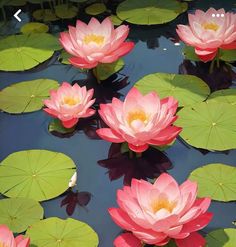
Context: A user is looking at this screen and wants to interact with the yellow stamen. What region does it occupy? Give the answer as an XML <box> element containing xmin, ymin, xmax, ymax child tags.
<box><xmin>151</xmin><ymin>199</ymin><xmax>176</xmax><ymax>214</ymax></box>
<box><xmin>127</xmin><ymin>111</ymin><xmax>148</xmax><ymax>126</ymax></box>
<box><xmin>83</xmin><ymin>34</ymin><xmax>105</xmax><ymax>45</ymax></box>
<box><xmin>0</xmin><ymin>242</ymin><xmax>9</xmax><ymax>247</ymax></box>
<box><xmin>202</xmin><ymin>22</ymin><xmax>219</xmax><ymax>31</ymax></box>
<box><xmin>63</xmin><ymin>97</ymin><xmax>79</xmax><ymax>106</ymax></box>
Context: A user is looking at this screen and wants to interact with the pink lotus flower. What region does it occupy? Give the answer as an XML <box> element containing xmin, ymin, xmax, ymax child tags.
<box><xmin>0</xmin><ymin>225</ymin><xmax>30</xmax><ymax>247</ymax></box>
<box><xmin>177</xmin><ymin>8</ymin><xmax>236</xmax><ymax>62</ymax></box>
<box><xmin>114</xmin><ymin>233</ymin><xmax>142</xmax><ymax>247</ymax></box>
<box><xmin>96</xmin><ymin>87</ymin><xmax>181</xmax><ymax>153</ymax></box>
<box><xmin>109</xmin><ymin>174</ymin><xmax>213</xmax><ymax>247</ymax></box>
<box><xmin>44</xmin><ymin>82</ymin><xmax>95</xmax><ymax>128</ymax></box>
<box><xmin>59</xmin><ymin>17</ymin><xmax>134</xmax><ymax>69</ymax></box>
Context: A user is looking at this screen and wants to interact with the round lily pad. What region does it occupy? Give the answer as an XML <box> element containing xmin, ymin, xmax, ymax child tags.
<box><xmin>55</xmin><ymin>4</ymin><xmax>78</xmax><ymax>19</ymax></box>
<box><xmin>135</xmin><ymin>73</ymin><xmax>210</xmax><ymax>107</ymax></box>
<box><xmin>116</xmin><ymin>0</ymin><xmax>188</xmax><ymax>25</ymax></box>
<box><xmin>176</xmin><ymin>101</ymin><xmax>236</xmax><ymax>151</ymax></box>
<box><xmin>33</xmin><ymin>9</ymin><xmax>59</xmax><ymax>22</ymax></box>
<box><xmin>20</xmin><ymin>22</ymin><xmax>49</xmax><ymax>34</ymax></box>
<box><xmin>94</xmin><ymin>59</ymin><xmax>125</xmax><ymax>80</ymax></box>
<box><xmin>189</xmin><ymin>163</ymin><xmax>236</xmax><ymax>202</ymax></box>
<box><xmin>0</xmin><ymin>79</ymin><xmax>59</xmax><ymax>114</ymax></box>
<box><xmin>0</xmin><ymin>197</ymin><xmax>43</xmax><ymax>233</ymax></box>
<box><xmin>207</xmin><ymin>89</ymin><xmax>236</xmax><ymax>106</ymax></box>
<box><xmin>110</xmin><ymin>15</ymin><xmax>123</xmax><ymax>25</ymax></box>
<box><xmin>85</xmin><ymin>3</ymin><xmax>107</xmax><ymax>15</ymax></box>
<box><xmin>27</xmin><ymin>217</ymin><xmax>99</xmax><ymax>247</ymax></box>
<box><xmin>0</xmin><ymin>33</ymin><xmax>61</xmax><ymax>71</ymax></box>
<box><xmin>0</xmin><ymin>150</ymin><xmax>76</xmax><ymax>201</ymax></box>
<box><xmin>206</xmin><ymin>228</ymin><xmax>236</xmax><ymax>247</ymax></box>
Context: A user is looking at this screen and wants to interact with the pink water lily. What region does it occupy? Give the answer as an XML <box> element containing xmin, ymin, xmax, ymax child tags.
<box><xmin>109</xmin><ymin>174</ymin><xmax>213</xmax><ymax>247</ymax></box>
<box><xmin>96</xmin><ymin>87</ymin><xmax>181</xmax><ymax>153</ymax></box>
<box><xmin>114</xmin><ymin>233</ymin><xmax>142</xmax><ymax>247</ymax></box>
<box><xmin>59</xmin><ymin>17</ymin><xmax>134</xmax><ymax>69</ymax></box>
<box><xmin>0</xmin><ymin>225</ymin><xmax>30</xmax><ymax>247</ymax></box>
<box><xmin>177</xmin><ymin>8</ymin><xmax>236</xmax><ymax>62</ymax></box>
<box><xmin>44</xmin><ymin>82</ymin><xmax>95</xmax><ymax>128</ymax></box>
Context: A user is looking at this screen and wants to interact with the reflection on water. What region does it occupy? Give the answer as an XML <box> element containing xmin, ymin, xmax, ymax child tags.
<box><xmin>61</xmin><ymin>190</ymin><xmax>92</xmax><ymax>216</ymax></box>
<box><xmin>98</xmin><ymin>143</ymin><xmax>172</xmax><ymax>185</ymax></box>
<box><xmin>179</xmin><ymin>60</ymin><xmax>236</xmax><ymax>91</ymax></box>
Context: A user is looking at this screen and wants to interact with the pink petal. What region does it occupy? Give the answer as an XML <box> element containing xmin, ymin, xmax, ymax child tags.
<box><xmin>69</xmin><ymin>57</ymin><xmax>98</xmax><ymax>69</ymax></box>
<box><xmin>128</xmin><ymin>143</ymin><xmax>149</xmax><ymax>153</ymax></box>
<box><xmin>96</xmin><ymin>128</ymin><xmax>124</xmax><ymax>143</ymax></box>
<box><xmin>114</xmin><ymin>233</ymin><xmax>142</xmax><ymax>247</ymax></box>
<box><xmin>15</xmin><ymin>236</ymin><xmax>30</xmax><ymax>247</ymax></box>
<box><xmin>62</xmin><ymin>118</ymin><xmax>78</xmax><ymax>128</ymax></box>
<box><xmin>0</xmin><ymin>225</ymin><xmax>15</xmax><ymax>247</ymax></box>
<box><xmin>195</xmin><ymin>48</ymin><xmax>217</xmax><ymax>62</ymax></box>
<box><xmin>175</xmin><ymin>232</ymin><xmax>206</xmax><ymax>247</ymax></box>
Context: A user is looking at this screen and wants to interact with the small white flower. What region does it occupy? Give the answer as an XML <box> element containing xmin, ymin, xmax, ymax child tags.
<box><xmin>69</xmin><ymin>172</ymin><xmax>77</xmax><ymax>187</ymax></box>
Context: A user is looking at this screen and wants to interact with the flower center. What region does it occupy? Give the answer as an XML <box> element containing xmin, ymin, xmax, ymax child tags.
<box><xmin>127</xmin><ymin>110</ymin><xmax>148</xmax><ymax>126</ymax></box>
<box><xmin>63</xmin><ymin>97</ymin><xmax>79</xmax><ymax>106</ymax></box>
<box><xmin>83</xmin><ymin>34</ymin><xmax>105</xmax><ymax>45</ymax></box>
<box><xmin>0</xmin><ymin>242</ymin><xmax>8</xmax><ymax>247</ymax></box>
<box><xmin>202</xmin><ymin>22</ymin><xmax>219</xmax><ymax>31</ymax></box>
<box><xmin>151</xmin><ymin>199</ymin><xmax>175</xmax><ymax>214</ymax></box>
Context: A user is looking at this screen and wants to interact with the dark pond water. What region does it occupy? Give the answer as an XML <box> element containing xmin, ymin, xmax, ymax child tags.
<box><xmin>0</xmin><ymin>0</ymin><xmax>236</xmax><ymax>246</ymax></box>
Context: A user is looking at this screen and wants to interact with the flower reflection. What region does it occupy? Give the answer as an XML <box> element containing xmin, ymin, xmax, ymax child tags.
<box><xmin>179</xmin><ymin>59</ymin><xmax>236</xmax><ymax>91</ymax></box>
<box><xmin>61</xmin><ymin>190</ymin><xmax>92</xmax><ymax>216</ymax></box>
<box><xmin>98</xmin><ymin>143</ymin><xmax>172</xmax><ymax>185</ymax></box>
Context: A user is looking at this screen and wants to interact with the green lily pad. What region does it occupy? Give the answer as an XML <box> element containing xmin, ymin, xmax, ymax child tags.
<box><xmin>33</xmin><ymin>9</ymin><xmax>59</xmax><ymax>22</ymax></box>
<box><xmin>55</xmin><ymin>4</ymin><xmax>78</xmax><ymax>19</ymax></box>
<box><xmin>135</xmin><ymin>73</ymin><xmax>210</xmax><ymax>107</ymax></box>
<box><xmin>176</xmin><ymin>101</ymin><xmax>236</xmax><ymax>151</ymax></box>
<box><xmin>26</xmin><ymin>217</ymin><xmax>99</xmax><ymax>247</ymax></box>
<box><xmin>59</xmin><ymin>50</ymin><xmax>71</xmax><ymax>64</ymax></box>
<box><xmin>0</xmin><ymin>79</ymin><xmax>59</xmax><ymax>114</ymax></box>
<box><xmin>183</xmin><ymin>46</ymin><xmax>236</xmax><ymax>62</ymax></box>
<box><xmin>0</xmin><ymin>150</ymin><xmax>76</xmax><ymax>201</ymax></box>
<box><xmin>85</xmin><ymin>3</ymin><xmax>107</xmax><ymax>15</ymax></box>
<box><xmin>207</xmin><ymin>89</ymin><xmax>236</xmax><ymax>106</ymax></box>
<box><xmin>20</xmin><ymin>22</ymin><xmax>49</xmax><ymax>34</ymax></box>
<box><xmin>189</xmin><ymin>163</ymin><xmax>236</xmax><ymax>202</ymax></box>
<box><xmin>219</xmin><ymin>49</ymin><xmax>236</xmax><ymax>62</ymax></box>
<box><xmin>183</xmin><ymin>46</ymin><xmax>200</xmax><ymax>61</ymax></box>
<box><xmin>110</xmin><ymin>15</ymin><xmax>123</xmax><ymax>25</ymax></box>
<box><xmin>0</xmin><ymin>33</ymin><xmax>61</xmax><ymax>71</ymax></box>
<box><xmin>116</xmin><ymin>0</ymin><xmax>188</xmax><ymax>25</ymax></box>
<box><xmin>4</xmin><ymin>0</ymin><xmax>26</xmax><ymax>6</ymax></box>
<box><xmin>93</xmin><ymin>59</ymin><xmax>125</xmax><ymax>80</ymax></box>
<box><xmin>0</xmin><ymin>197</ymin><xmax>43</xmax><ymax>233</ymax></box>
<box><xmin>49</xmin><ymin>119</ymin><xmax>76</xmax><ymax>134</ymax></box>
<box><xmin>206</xmin><ymin>228</ymin><xmax>236</xmax><ymax>247</ymax></box>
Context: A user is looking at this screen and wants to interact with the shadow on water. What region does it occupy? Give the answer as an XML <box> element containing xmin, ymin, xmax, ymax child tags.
<box><xmin>98</xmin><ymin>143</ymin><xmax>173</xmax><ymax>185</ymax></box>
